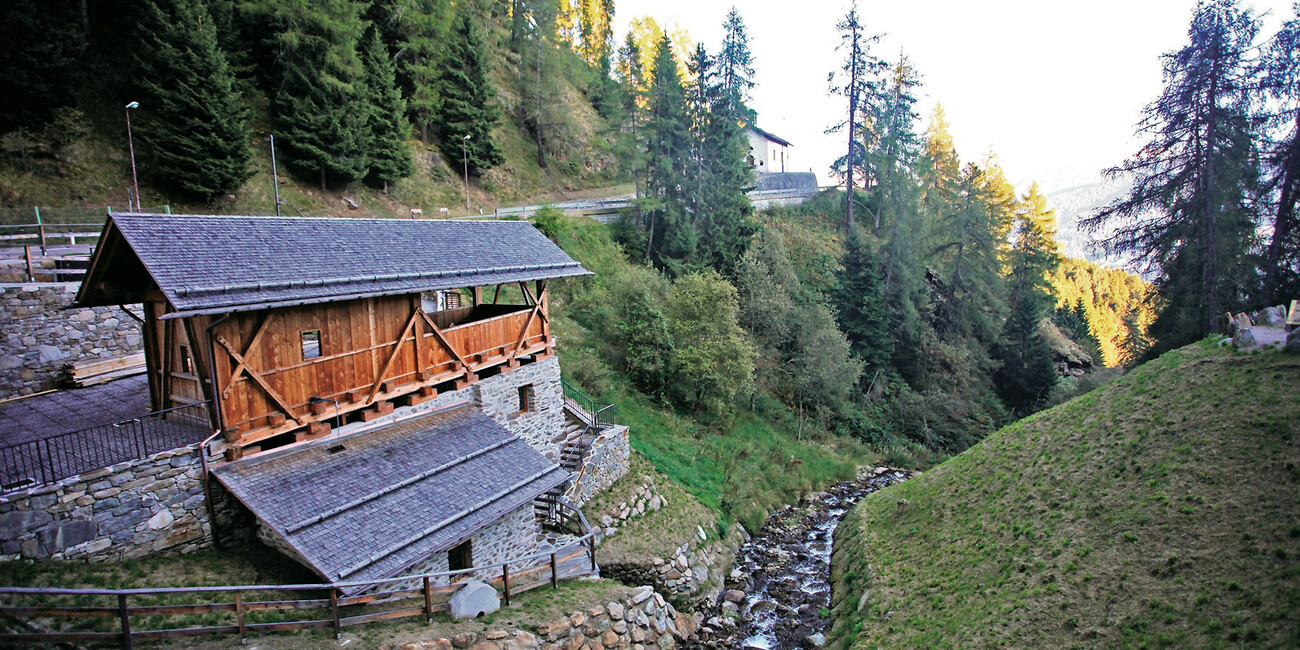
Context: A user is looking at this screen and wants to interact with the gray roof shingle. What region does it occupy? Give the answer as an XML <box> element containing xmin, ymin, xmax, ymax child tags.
<box><xmin>211</xmin><ymin>406</ymin><xmax>569</xmax><ymax>587</ymax></box>
<box><xmin>80</xmin><ymin>213</ymin><xmax>589</xmax><ymax>316</ymax></box>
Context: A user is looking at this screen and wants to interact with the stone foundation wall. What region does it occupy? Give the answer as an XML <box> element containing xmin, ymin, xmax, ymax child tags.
<box><xmin>475</xmin><ymin>356</ymin><xmax>564</xmax><ymax>459</ymax></box>
<box><xmin>385</xmin><ymin>585</ymin><xmax>696</xmax><ymax>650</ymax></box>
<box><xmin>567</xmin><ymin>425</ymin><xmax>629</xmax><ymax>506</ymax></box>
<box><xmin>0</xmin><ymin>443</ymin><xmax>231</xmax><ymax>561</ymax></box>
<box><xmin>382</xmin><ymin>502</ymin><xmax>542</xmax><ymax>593</ymax></box>
<box><xmin>333</xmin><ymin>356</ymin><xmax>566</xmax><ymax>462</ymax></box>
<box><xmin>0</xmin><ymin>283</ymin><xmax>143</xmax><ymax>399</ymax></box>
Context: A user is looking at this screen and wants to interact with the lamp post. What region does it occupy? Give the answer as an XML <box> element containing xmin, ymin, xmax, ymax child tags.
<box><xmin>124</xmin><ymin>101</ymin><xmax>141</xmax><ymax>211</ymax></box>
<box><xmin>268</xmin><ymin>134</ymin><xmax>282</xmax><ymax>217</ymax></box>
<box><xmin>462</xmin><ymin>134</ymin><xmax>472</xmax><ymax>211</ymax></box>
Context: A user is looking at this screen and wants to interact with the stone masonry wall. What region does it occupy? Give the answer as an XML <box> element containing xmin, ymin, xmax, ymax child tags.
<box><xmin>0</xmin><ymin>283</ymin><xmax>143</xmax><ymax>399</ymax></box>
<box><xmin>475</xmin><ymin>356</ymin><xmax>564</xmax><ymax>460</ymax></box>
<box><xmin>383</xmin><ymin>502</ymin><xmax>542</xmax><ymax>593</ymax></box>
<box><xmin>566</xmin><ymin>425</ymin><xmax>630</xmax><ymax>506</ymax></box>
<box><xmin>384</xmin><ymin>585</ymin><xmax>697</xmax><ymax>650</ymax></box>
<box><xmin>0</xmin><ymin>443</ymin><xmax>234</xmax><ymax>561</ymax></box>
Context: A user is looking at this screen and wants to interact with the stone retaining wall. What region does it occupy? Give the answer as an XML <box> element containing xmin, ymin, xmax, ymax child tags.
<box><xmin>0</xmin><ymin>283</ymin><xmax>143</xmax><ymax>399</ymax></box>
<box><xmin>567</xmin><ymin>425</ymin><xmax>629</xmax><ymax>506</ymax></box>
<box><xmin>0</xmin><ymin>443</ymin><xmax>239</xmax><ymax>561</ymax></box>
<box><xmin>386</xmin><ymin>585</ymin><xmax>696</xmax><ymax>650</ymax></box>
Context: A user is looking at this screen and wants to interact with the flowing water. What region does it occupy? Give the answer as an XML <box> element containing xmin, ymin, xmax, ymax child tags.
<box><xmin>688</xmin><ymin>469</ymin><xmax>910</xmax><ymax>649</ymax></box>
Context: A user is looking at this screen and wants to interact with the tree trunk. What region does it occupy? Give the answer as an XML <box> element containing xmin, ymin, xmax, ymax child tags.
<box><xmin>1263</xmin><ymin>112</ymin><xmax>1300</xmax><ymax>305</ymax></box>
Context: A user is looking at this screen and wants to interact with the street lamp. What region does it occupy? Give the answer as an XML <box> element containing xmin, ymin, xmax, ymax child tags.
<box><xmin>462</xmin><ymin>134</ymin><xmax>472</xmax><ymax>211</ymax></box>
<box><xmin>124</xmin><ymin>101</ymin><xmax>141</xmax><ymax>211</ymax></box>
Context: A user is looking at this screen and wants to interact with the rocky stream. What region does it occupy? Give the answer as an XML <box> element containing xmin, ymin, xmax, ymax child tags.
<box><xmin>685</xmin><ymin>468</ymin><xmax>911</xmax><ymax>650</ymax></box>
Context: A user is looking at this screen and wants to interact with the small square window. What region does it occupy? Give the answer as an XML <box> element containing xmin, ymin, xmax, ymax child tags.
<box><xmin>302</xmin><ymin>330</ymin><xmax>321</xmax><ymax>359</ymax></box>
<box><xmin>448</xmin><ymin>540</ymin><xmax>472</xmax><ymax>571</ymax></box>
<box><xmin>518</xmin><ymin>384</ymin><xmax>534</xmax><ymax>413</ymax></box>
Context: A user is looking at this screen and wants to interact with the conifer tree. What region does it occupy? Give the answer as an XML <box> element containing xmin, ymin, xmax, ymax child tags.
<box><xmin>716</xmin><ymin>6</ymin><xmax>755</xmax><ymax>122</ymax></box>
<box><xmin>360</xmin><ymin>26</ymin><xmax>414</xmax><ymax>190</ymax></box>
<box><xmin>641</xmin><ymin>34</ymin><xmax>695</xmax><ymax>269</ymax></box>
<box><xmin>836</xmin><ymin>226</ymin><xmax>891</xmax><ymax>372</ymax></box>
<box><xmin>828</xmin><ymin>2</ymin><xmax>884</xmax><ymax>231</ymax></box>
<box><xmin>994</xmin><ymin>183</ymin><xmax>1061</xmax><ymax>413</ymax></box>
<box><xmin>0</xmin><ymin>1</ymin><xmax>85</xmax><ymax>132</ymax></box>
<box><xmin>1259</xmin><ymin>5</ymin><xmax>1300</xmax><ymax>304</ymax></box>
<box><xmin>617</xmin><ymin>33</ymin><xmax>647</xmax><ymax>194</ymax></box>
<box><xmin>436</xmin><ymin>10</ymin><xmax>503</xmax><ymax>176</ymax></box>
<box><xmin>366</xmin><ymin>0</ymin><xmax>451</xmax><ymax>143</ymax></box>
<box><xmin>269</xmin><ymin>0</ymin><xmax>370</xmax><ymax>189</ymax></box>
<box><xmin>1083</xmin><ymin>0</ymin><xmax>1262</xmax><ymax>348</ymax></box>
<box><xmin>131</xmin><ymin>0</ymin><xmax>252</xmax><ymax>201</ymax></box>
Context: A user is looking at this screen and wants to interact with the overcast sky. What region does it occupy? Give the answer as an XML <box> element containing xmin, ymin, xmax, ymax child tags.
<box><xmin>613</xmin><ymin>0</ymin><xmax>1296</xmax><ymax>191</ymax></box>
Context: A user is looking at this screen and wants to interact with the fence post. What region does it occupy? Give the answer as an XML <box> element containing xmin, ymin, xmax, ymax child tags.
<box><xmin>502</xmin><ymin>563</ymin><xmax>510</xmax><ymax>606</ymax></box>
<box><xmin>24</xmin><ymin>245</ymin><xmax>34</xmax><ymax>282</ymax></box>
<box><xmin>118</xmin><ymin>593</ymin><xmax>133</xmax><ymax>650</ymax></box>
<box><xmin>34</xmin><ymin>206</ymin><xmax>46</xmax><ymax>254</ymax></box>
<box><xmin>588</xmin><ymin>537</ymin><xmax>596</xmax><ymax>573</ymax></box>
<box><xmin>234</xmin><ymin>591</ymin><xmax>247</xmax><ymax>643</ymax></box>
<box><xmin>330</xmin><ymin>587</ymin><xmax>341</xmax><ymax>639</ymax></box>
<box><xmin>550</xmin><ymin>552</ymin><xmax>558</xmax><ymax>589</ymax></box>
<box><xmin>423</xmin><ymin>576</ymin><xmax>433</xmax><ymax>622</ymax></box>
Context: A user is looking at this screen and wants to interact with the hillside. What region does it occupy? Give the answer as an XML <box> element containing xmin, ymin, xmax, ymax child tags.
<box><xmin>828</xmin><ymin>342</ymin><xmax>1300</xmax><ymax>649</ymax></box>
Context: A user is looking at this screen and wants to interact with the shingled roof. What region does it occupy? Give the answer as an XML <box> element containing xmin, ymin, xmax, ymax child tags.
<box><xmin>76</xmin><ymin>213</ymin><xmax>589</xmax><ymax>317</ymax></box>
<box><xmin>212</xmin><ymin>406</ymin><xmax>569</xmax><ymax>588</ymax></box>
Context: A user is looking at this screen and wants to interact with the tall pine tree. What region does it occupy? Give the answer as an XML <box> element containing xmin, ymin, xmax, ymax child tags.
<box><xmin>1258</xmin><ymin>4</ymin><xmax>1300</xmax><ymax>305</ymax></box>
<box><xmin>827</xmin><ymin>2</ymin><xmax>884</xmax><ymax>231</ymax></box>
<box><xmin>1083</xmin><ymin>0</ymin><xmax>1261</xmax><ymax>349</ymax></box>
<box><xmin>360</xmin><ymin>26</ymin><xmax>414</xmax><ymax>190</ymax></box>
<box><xmin>641</xmin><ymin>34</ymin><xmax>695</xmax><ymax>270</ymax></box>
<box><xmin>436</xmin><ymin>10</ymin><xmax>503</xmax><ymax>176</ymax></box>
<box><xmin>269</xmin><ymin>0</ymin><xmax>371</xmax><ymax>189</ymax></box>
<box><xmin>133</xmin><ymin>0</ymin><xmax>252</xmax><ymax>201</ymax></box>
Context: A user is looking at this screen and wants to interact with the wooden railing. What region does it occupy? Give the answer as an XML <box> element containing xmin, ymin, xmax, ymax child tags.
<box><xmin>0</xmin><ymin>502</ymin><xmax>595</xmax><ymax>648</ymax></box>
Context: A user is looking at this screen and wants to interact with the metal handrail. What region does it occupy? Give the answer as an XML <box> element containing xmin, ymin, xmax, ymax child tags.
<box><xmin>0</xmin><ymin>401</ymin><xmax>212</xmax><ymax>492</ymax></box>
<box><xmin>560</xmin><ymin>380</ymin><xmax>614</xmax><ymax>429</ymax></box>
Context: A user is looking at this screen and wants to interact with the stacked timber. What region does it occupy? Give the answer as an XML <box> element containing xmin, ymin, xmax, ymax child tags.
<box><xmin>67</xmin><ymin>352</ymin><xmax>147</xmax><ymax>387</ymax></box>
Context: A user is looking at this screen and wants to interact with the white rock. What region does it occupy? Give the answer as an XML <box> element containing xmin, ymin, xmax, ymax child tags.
<box><xmin>147</xmin><ymin>509</ymin><xmax>174</xmax><ymax>530</ymax></box>
<box><xmin>449</xmin><ymin>580</ymin><xmax>500</xmax><ymax>619</ymax></box>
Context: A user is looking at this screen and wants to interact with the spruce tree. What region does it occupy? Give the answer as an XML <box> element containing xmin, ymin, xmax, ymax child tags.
<box><xmin>366</xmin><ymin>0</ymin><xmax>452</xmax><ymax>143</ymax></box>
<box><xmin>131</xmin><ymin>0</ymin><xmax>252</xmax><ymax>200</ymax></box>
<box><xmin>836</xmin><ymin>225</ymin><xmax>891</xmax><ymax>372</ymax></box>
<box><xmin>0</xmin><ymin>0</ymin><xmax>85</xmax><ymax>132</ymax></box>
<box><xmin>1083</xmin><ymin>0</ymin><xmax>1262</xmax><ymax>348</ymax></box>
<box><xmin>716</xmin><ymin>6</ymin><xmax>756</xmax><ymax>122</ymax></box>
<box><xmin>641</xmin><ymin>34</ymin><xmax>695</xmax><ymax>269</ymax></box>
<box><xmin>993</xmin><ymin>183</ymin><xmax>1061</xmax><ymax>413</ymax></box>
<box><xmin>436</xmin><ymin>10</ymin><xmax>503</xmax><ymax>176</ymax></box>
<box><xmin>827</xmin><ymin>2</ymin><xmax>885</xmax><ymax>231</ymax></box>
<box><xmin>269</xmin><ymin>0</ymin><xmax>370</xmax><ymax>189</ymax></box>
<box><xmin>1259</xmin><ymin>5</ymin><xmax>1300</xmax><ymax>304</ymax></box>
<box><xmin>360</xmin><ymin>26</ymin><xmax>414</xmax><ymax>190</ymax></box>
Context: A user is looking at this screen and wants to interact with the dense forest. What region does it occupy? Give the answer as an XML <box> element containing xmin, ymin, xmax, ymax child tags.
<box><xmin>6</xmin><ymin>0</ymin><xmax>1289</xmax><ymax>504</ymax></box>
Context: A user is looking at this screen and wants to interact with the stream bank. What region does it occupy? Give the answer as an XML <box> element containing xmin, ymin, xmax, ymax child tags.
<box><xmin>684</xmin><ymin>468</ymin><xmax>912</xmax><ymax>649</ymax></box>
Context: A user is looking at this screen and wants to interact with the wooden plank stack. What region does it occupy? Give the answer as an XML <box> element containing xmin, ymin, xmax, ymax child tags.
<box><xmin>67</xmin><ymin>352</ymin><xmax>147</xmax><ymax>387</ymax></box>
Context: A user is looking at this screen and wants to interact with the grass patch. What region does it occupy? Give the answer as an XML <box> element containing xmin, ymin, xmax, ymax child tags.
<box><xmin>828</xmin><ymin>343</ymin><xmax>1300</xmax><ymax>649</ymax></box>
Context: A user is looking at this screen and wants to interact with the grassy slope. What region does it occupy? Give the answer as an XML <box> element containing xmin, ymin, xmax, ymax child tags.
<box><xmin>829</xmin><ymin>342</ymin><xmax>1300</xmax><ymax>649</ymax></box>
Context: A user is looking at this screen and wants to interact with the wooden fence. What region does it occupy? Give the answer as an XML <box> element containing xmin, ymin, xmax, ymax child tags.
<box><xmin>0</xmin><ymin>505</ymin><xmax>596</xmax><ymax>648</ymax></box>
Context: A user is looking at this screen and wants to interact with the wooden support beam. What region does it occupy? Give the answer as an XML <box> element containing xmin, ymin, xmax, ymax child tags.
<box><xmin>366</xmin><ymin>310</ymin><xmax>420</xmax><ymax>404</ymax></box>
<box><xmin>221</xmin><ymin>312</ymin><xmax>273</xmax><ymax>400</ymax></box>
<box><xmin>419</xmin><ymin>311</ymin><xmax>469</xmax><ymax>369</ymax></box>
<box><xmin>215</xmin><ymin>334</ymin><xmax>301</xmax><ymax>425</ymax></box>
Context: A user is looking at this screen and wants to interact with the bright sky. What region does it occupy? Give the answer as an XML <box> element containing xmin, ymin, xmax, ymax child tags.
<box><xmin>613</xmin><ymin>0</ymin><xmax>1297</xmax><ymax>191</ymax></box>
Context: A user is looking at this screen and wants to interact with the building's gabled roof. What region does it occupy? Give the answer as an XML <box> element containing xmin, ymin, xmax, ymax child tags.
<box><xmin>211</xmin><ymin>406</ymin><xmax>569</xmax><ymax>589</ymax></box>
<box><xmin>76</xmin><ymin>213</ymin><xmax>590</xmax><ymax>317</ymax></box>
<box><xmin>747</xmin><ymin>126</ymin><xmax>792</xmax><ymax>147</ymax></box>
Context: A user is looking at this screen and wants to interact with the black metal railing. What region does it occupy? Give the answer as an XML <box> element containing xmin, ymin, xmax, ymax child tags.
<box><xmin>560</xmin><ymin>380</ymin><xmax>614</xmax><ymax>429</ymax></box>
<box><xmin>0</xmin><ymin>401</ymin><xmax>211</xmax><ymax>493</ymax></box>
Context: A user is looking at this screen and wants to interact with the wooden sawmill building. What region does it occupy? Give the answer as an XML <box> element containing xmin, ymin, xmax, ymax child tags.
<box><xmin>67</xmin><ymin>213</ymin><xmax>606</xmax><ymax>590</ymax></box>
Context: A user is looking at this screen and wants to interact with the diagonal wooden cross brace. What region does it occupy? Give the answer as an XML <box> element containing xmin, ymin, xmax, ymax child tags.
<box><xmin>221</xmin><ymin>312</ymin><xmax>273</xmax><ymax>400</ymax></box>
<box><xmin>367</xmin><ymin>309</ymin><xmax>422</xmax><ymax>404</ymax></box>
<box><xmin>216</xmin><ymin>333</ymin><xmax>300</xmax><ymax>425</ymax></box>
